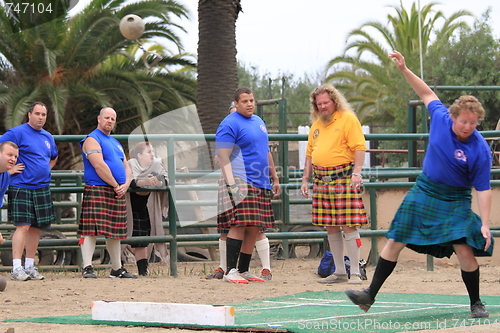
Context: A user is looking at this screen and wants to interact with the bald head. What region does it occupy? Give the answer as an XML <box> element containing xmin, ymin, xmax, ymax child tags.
<box><xmin>97</xmin><ymin>107</ymin><xmax>117</xmax><ymax>135</ymax></box>
<box><xmin>100</xmin><ymin>107</ymin><xmax>115</xmax><ymax>116</ymax></box>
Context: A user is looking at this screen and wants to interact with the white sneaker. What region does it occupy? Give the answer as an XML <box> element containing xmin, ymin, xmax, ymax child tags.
<box><xmin>25</xmin><ymin>266</ymin><xmax>44</xmax><ymax>280</ymax></box>
<box><xmin>317</xmin><ymin>273</ymin><xmax>348</xmax><ymax>284</ymax></box>
<box><xmin>223</xmin><ymin>268</ymin><xmax>248</xmax><ymax>284</ymax></box>
<box><xmin>10</xmin><ymin>267</ymin><xmax>31</xmax><ymax>281</ymax></box>
<box><xmin>348</xmin><ymin>274</ymin><xmax>362</xmax><ymax>284</ymax></box>
<box><xmin>240</xmin><ymin>271</ymin><xmax>265</xmax><ymax>282</ymax></box>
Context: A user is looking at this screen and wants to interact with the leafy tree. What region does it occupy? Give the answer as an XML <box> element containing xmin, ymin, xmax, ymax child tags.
<box><xmin>325</xmin><ymin>1</ymin><xmax>471</xmax><ymax>127</ymax></box>
<box><xmin>237</xmin><ymin>62</ymin><xmax>319</xmax><ymax>132</ymax></box>
<box><xmin>196</xmin><ymin>0</ymin><xmax>241</xmax><ymax>169</ymax></box>
<box><xmin>426</xmin><ymin>9</ymin><xmax>500</xmax><ymax>131</ymax></box>
<box><xmin>0</xmin><ymin>0</ymin><xmax>197</xmax><ymax>169</ymax></box>
<box><xmin>382</xmin><ymin>9</ymin><xmax>500</xmax><ymax>166</ymax></box>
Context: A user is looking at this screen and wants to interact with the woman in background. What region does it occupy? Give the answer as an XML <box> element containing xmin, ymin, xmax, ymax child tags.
<box><xmin>126</xmin><ymin>142</ymin><xmax>169</xmax><ymax>276</ymax></box>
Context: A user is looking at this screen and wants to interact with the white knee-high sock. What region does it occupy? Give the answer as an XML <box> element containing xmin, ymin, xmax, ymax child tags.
<box><xmin>219</xmin><ymin>239</ymin><xmax>227</xmax><ymax>270</ymax></box>
<box><xmin>106</xmin><ymin>239</ymin><xmax>122</xmax><ymax>270</ymax></box>
<box><xmin>344</xmin><ymin>230</ymin><xmax>361</xmax><ymax>276</ymax></box>
<box><xmin>328</xmin><ymin>232</ymin><xmax>346</xmax><ymax>275</ymax></box>
<box><xmin>255</xmin><ymin>237</ymin><xmax>271</xmax><ymax>270</ymax></box>
<box><xmin>80</xmin><ymin>236</ymin><xmax>96</xmax><ymax>268</ymax></box>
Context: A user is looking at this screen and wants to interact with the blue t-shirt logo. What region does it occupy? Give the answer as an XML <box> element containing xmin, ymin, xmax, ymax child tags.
<box><xmin>454</xmin><ymin>149</ymin><xmax>467</xmax><ymax>162</ymax></box>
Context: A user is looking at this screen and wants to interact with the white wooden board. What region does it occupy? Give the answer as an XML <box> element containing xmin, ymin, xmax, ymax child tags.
<box><xmin>91</xmin><ymin>301</ymin><xmax>235</xmax><ymax>326</ymax></box>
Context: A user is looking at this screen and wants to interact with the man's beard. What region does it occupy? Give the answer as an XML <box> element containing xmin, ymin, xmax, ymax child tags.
<box><xmin>319</xmin><ymin>112</ymin><xmax>333</xmax><ymax>125</ymax></box>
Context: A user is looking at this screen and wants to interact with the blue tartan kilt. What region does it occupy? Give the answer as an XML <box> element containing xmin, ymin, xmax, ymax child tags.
<box><xmin>7</xmin><ymin>186</ymin><xmax>55</xmax><ymax>229</ymax></box>
<box><xmin>386</xmin><ymin>173</ymin><xmax>493</xmax><ymax>258</ymax></box>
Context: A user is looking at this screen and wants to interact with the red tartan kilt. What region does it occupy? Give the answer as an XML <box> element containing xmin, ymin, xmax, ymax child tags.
<box><xmin>217</xmin><ymin>178</ymin><xmax>275</xmax><ymax>229</ymax></box>
<box><xmin>312</xmin><ymin>164</ymin><xmax>368</xmax><ymax>227</ymax></box>
<box><xmin>78</xmin><ymin>185</ymin><xmax>127</xmax><ymax>239</ymax></box>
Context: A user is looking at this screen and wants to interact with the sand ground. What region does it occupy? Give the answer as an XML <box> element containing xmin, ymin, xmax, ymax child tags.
<box><xmin>0</xmin><ymin>255</ymin><xmax>499</xmax><ymax>333</ymax></box>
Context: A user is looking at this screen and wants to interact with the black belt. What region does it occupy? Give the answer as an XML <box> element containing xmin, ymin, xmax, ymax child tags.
<box><xmin>315</xmin><ymin>168</ymin><xmax>353</xmax><ymax>182</ymax></box>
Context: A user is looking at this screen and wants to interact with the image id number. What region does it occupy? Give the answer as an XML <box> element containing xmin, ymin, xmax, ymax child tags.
<box><xmin>6</xmin><ymin>2</ymin><xmax>53</xmax><ymax>14</ymax></box>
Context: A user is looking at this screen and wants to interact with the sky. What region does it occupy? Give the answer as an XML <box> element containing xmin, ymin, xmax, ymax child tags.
<box><xmin>176</xmin><ymin>0</ymin><xmax>500</xmax><ymax>79</ymax></box>
<box><xmin>68</xmin><ymin>0</ymin><xmax>500</xmax><ymax>78</ymax></box>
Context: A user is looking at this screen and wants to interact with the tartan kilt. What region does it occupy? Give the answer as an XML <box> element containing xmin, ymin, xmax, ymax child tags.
<box><xmin>78</xmin><ymin>185</ymin><xmax>127</xmax><ymax>239</ymax></box>
<box><xmin>312</xmin><ymin>164</ymin><xmax>368</xmax><ymax>227</ymax></box>
<box><xmin>7</xmin><ymin>186</ymin><xmax>55</xmax><ymax>229</ymax></box>
<box><xmin>131</xmin><ymin>209</ymin><xmax>151</xmax><ymax>248</ymax></box>
<box><xmin>387</xmin><ymin>173</ymin><xmax>494</xmax><ymax>258</ymax></box>
<box><xmin>217</xmin><ymin>177</ymin><xmax>275</xmax><ymax>229</ymax></box>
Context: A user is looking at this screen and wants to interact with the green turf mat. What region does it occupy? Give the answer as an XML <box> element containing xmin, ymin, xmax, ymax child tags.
<box><xmin>231</xmin><ymin>290</ymin><xmax>500</xmax><ymax>332</ymax></box>
<box><xmin>4</xmin><ymin>291</ymin><xmax>500</xmax><ymax>332</ymax></box>
<box><xmin>3</xmin><ymin>314</ymin><xmax>255</xmax><ymax>332</ymax></box>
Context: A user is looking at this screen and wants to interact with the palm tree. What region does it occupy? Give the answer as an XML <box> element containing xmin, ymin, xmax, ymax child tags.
<box><xmin>197</xmin><ymin>0</ymin><xmax>241</xmax><ymax>168</ymax></box>
<box><xmin>325</xmin><ymin>1</ymin><xmax>471</xmax><ymax>125</ymax></box>
<box><xmin>0</xmin><ymin>0</ymin><xmax>197</xmax><ymax>169</ymax></box>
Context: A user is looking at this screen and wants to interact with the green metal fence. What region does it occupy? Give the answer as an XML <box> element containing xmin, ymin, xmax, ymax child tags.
<box><xmin>1</xmin><ymin>131</ymin><xmax>500</xmax><ymax>276</ymax></box>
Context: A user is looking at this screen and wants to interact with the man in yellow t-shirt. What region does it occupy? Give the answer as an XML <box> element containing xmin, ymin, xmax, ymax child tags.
<box><xmin>300</xmin><ymin>84</ymin><xmax>368</xmax><ymax>284</ymax></box>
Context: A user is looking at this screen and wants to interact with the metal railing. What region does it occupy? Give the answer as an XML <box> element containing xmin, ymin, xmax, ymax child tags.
<box><xmin>1</xmin><ymin>131</ymin><xmax>500</xmax><ymax>275</ymax></box>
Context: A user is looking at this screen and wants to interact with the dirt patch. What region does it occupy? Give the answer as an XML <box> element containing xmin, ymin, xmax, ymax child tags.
<box><xmin>0</xmin><ymin>256</ymin><xmax>499</xmax><ymax>333</ymax></box>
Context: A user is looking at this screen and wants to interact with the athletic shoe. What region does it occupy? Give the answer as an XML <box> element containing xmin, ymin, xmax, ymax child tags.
<box><xmin>82</xmin><ymin>265</ymin><xmax>97</xmax><ymax>278</ymax></box>
<box><xmin>205</xmin><ymin>267</ymin><xmax>224</xmax><ymax>279</ymax></box>
<box><xmin>10</xmin><ymin>267</ymin><xmax>31</xmax><ymax>281</ymax></box>
<box><xmin>317</xmin><ymin>273</ymin><xmax>348</xmax><ymax>284</ymax></box>
<box><xmin>260</xmin><ymin>268</ymin><xmax>272</xmax><ymax>281</ymax></box>
<box><xmin>223</xmin><ymin>268</ymin><xmax>248</xmax><ymax>284</ymax></box>
<box><xmin>348</xmin><ymin>274</ymin><xmax>362</xmax><ymax>284</ymax></box>
<box><xmin>345</xmin><ymin>288</ymin><xmax>375</xmax><ymax>312</ymax></box>
<box><xmin>470</xmin><ymin>300</ymin><xmax>489</xmax><ymax>318</ymax></box>
<box><xmin>25</xmin><ymin>266</ymin><xmax>44</xmax><ymax>280</ymax></box>
<box><xmin>240</xmin><ymin>271</ymin><xmax>265</xmax><ymax>282</ymax></box>
<box><xmin>109</xmin><ymin>267</ymin><xmax>137</xmax><ymax>279</ymax></box>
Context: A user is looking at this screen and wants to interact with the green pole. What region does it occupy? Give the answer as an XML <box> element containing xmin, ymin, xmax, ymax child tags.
<box><xmin>408</xmin><ymin>104</ymin><xmax>417</xmax><ymax>169</ymax></box>
<box><xmin>167</xmin><ymin>138</ymin><xmax>177</xmax><ymax>276</ymax></box>
<box><xmin>278</xmin><ymin>99</ymin><xmax>290</xmax><ymax>258</ymax></box>
<box><xmin>369</xmin><ymin>177</ymin><xmax>378</xmax><ymax>266</ymax></box>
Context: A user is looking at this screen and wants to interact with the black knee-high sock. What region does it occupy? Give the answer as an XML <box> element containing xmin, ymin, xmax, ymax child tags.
<box><xmin>226</xmin><ymin>237</ymin><xmax>242</xmax><ymax>273</ymax></box>
<box><xmin>238</xmin><ymin>252</ymin><xmax>252</xmax><ymax>273</ymax></box>
<box><xmin>461</xmin><ymin>268</ymin><xmax>480</xmax><ymax>305</ymax></box>
<box><xmin>368</xmin><ymin>257</ymin><xmax>397</xmax><ymax>299</ymax></box>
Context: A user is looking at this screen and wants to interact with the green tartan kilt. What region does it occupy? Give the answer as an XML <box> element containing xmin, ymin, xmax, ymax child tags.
<box><xmin>387</xmin><ymin>173</ymin><xmax>493</xmax><ymax>258</ymax></box>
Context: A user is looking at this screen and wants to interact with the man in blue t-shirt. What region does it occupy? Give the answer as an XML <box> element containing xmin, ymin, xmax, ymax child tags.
<box><xmin>78</xmin><ymin>107</ymin><xmax>135</xmax><ymax>279</ymax></box>
<box><xmin>0</xmin><ymin>141</ymin><xmax>22</xmax><ymax>245</ymax></box>
<box><xmin>0</xmin><ymin>102</ymin><xmax>58</xmax><ymax>282</ymax></box>
<box><xmin>346</xmin><ymin>51</ymin><xmax>493</xmax><ymax>319</ymax></box>
<box><xmin>216</xmin><ymin>87</ymin><xmax>281</xmax><ymax>284</ymax></box>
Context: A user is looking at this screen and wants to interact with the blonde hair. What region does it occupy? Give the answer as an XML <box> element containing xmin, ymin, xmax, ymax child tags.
<box><xmin>448</xmin><ymin>95</ymin><xmax>485</xmax><ymax>120</ymax></box>
<box><xmin>309</xmin><ymin>84</ymin><xmax>353</xmax><ymax>123</ymax></box>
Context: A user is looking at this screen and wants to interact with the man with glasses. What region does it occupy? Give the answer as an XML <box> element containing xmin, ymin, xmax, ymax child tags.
<box><xmin>300</xmin><ymin>84</ymin><xmax>368</xmax><ymax>285</ymax></box>
<box><xmin>346</xmin><ymin>50</ymin><xmax>493</xmax><ymax>319</ymax></box>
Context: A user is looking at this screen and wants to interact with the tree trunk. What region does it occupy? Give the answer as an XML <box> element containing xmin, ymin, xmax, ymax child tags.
<box><xmin>197</xmin><ymin>0</ymin><xmax>241</xmax><ymax>169</ymax></box>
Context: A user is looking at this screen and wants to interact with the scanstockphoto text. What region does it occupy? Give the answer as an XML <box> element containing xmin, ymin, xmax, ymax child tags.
<box><xmin>297</xmin><ymin>318</ymin><xmax>500</xmax><ymax>331</ymax></box>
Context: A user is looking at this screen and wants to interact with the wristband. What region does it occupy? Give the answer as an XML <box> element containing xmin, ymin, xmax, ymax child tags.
<box><xmin>352</xmin><ymin>173</ymin><xmax>362</xmax><ymax>178</ymax></box>
<box><xmin>227</xmin><ymin>184</ymin><xmax>240</xmax><ymax>196</ymax></box>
